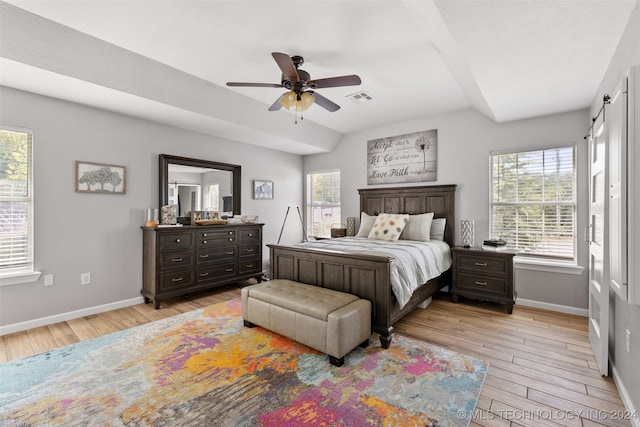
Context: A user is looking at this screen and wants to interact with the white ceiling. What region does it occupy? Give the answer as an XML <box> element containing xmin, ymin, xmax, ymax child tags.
<box><xmin>0</xmin><ymin>0</ymin><xmax>636</xmax><ymax>155</ymax></box>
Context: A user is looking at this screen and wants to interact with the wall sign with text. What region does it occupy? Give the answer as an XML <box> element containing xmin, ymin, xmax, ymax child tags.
<box><xmin>367</xmin><ymin>129</ymin><xmax>437</xmax><ymax>184</ymax></box>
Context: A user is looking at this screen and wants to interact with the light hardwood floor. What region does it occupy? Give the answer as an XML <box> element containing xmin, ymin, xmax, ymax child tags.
<box><xmin>1</xmin><ymin>284</ymin><xmax>632</xmax><ymax>427</ymax></box>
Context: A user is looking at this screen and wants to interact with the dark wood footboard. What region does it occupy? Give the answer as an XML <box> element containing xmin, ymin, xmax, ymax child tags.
<box><xmin>268</xmin><ymin>243</ymin><xmax>449</xmax><ymax>348</ymax></box>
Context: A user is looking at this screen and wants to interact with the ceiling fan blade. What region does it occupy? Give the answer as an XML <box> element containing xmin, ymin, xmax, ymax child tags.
<box><xmin>272</xmin><ymin>52</ymin><xmax>299</xmax><ymax>81</ymax></box>
<box><xmin>311</xmin><ymin>92</ymin><xmax>340</xmax><ymax>112</ymax></box>
<box><xmin>226</xmin><ymin>82</ymin><xmax>283</xmax><ymax>88</ymax></box>
<box><xmin>268</xmin><ymin>93</ymin><xmax>285</xmax><ymax>111</ymax></box>
<box><xmin>308</xmin><ymin>75</ymin><xmax>361</xmax><ymax>89</ymax></box>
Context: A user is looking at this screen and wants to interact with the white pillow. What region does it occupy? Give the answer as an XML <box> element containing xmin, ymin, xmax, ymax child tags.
<box><xmin>356</xmin><ymin>212</ymin><xmax>377</xmax><ymax>237</ymax></box>
<box><xmin>368</xmin><ymin>213</ymin><xmax>410</xmax><ymax>241</ymax></box>
<box><xmin>400</xmin><ymin>212</ymin><xmax>434</xmax><ymax>241</ymax></box>
<box><xmin>430</xmin><ymin>218</ymin><xmax>446</xmax><ymax>241</ymax></box>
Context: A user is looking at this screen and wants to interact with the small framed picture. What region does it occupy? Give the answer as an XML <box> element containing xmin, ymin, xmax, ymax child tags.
<box><xmin>253</xmin><ymin>180</ymin><xmax>273</xmax><ymax>200</ymax></box>
<box><xmin>75</xmin><ymin>161</ymin><xmax>126</xmax><ymax>194</ymax></box>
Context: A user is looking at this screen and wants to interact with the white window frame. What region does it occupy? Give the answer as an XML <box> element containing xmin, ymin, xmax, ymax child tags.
<box><xmin>306</xmin><ymin>169</ymin><xmax>341</xmax><ymax>238</ymax></box>
<box><xmin>0</xmin><ymin>125</ymin><xmax>40</xmax><ymax>286</ymax></box>
<box><xmin>489</xmin><ymin>145</ymin><xmax>578</xmax><ymax>265</ymax></box>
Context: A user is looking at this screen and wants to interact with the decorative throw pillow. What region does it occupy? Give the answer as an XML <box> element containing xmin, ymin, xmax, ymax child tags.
<box><xmin>367</xmin><ymin>213</ymin><xmax>410</xmax><ymax>241</ymax></box>
<box><xmin>356</xmin><ymin>212</ymin><xmax>377</xmax><ymax>237</ymax></box>
<box><xmin>400</xmin><ymin>212</ymin><xmax>434</xmax><ymax>241</ymax></box>
<box><xmin>430</xmin><ymin>218</ymin><xmax>446</xmax><ymax>241</ymax></box>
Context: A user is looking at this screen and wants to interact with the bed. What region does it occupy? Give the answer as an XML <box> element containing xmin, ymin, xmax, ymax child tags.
<box><xmin>267</xmin><ymin>184</ymin><xmax>457</xmax><ymax>348</ymax></box>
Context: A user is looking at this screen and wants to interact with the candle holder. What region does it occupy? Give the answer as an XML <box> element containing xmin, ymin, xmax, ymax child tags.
<box><xmin>461</xmin><ymin>219</ymin><xmax>474</xmax><ymax>247</ymax></box>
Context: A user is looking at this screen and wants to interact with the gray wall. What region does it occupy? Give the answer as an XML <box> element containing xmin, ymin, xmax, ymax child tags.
<box><xmin>0</xmin><ymin>86</ymin><xmax>304</xmax><ymax>327</ymax></box>
<box><xmin>304</xmin><ymin>107</ymin><xmax>590</xmax><ymax>311</ymax></box>
<box><xmin>591</xmin><ymin>0</ymin><xmax>640</xmax><ymax>414</ymax></box>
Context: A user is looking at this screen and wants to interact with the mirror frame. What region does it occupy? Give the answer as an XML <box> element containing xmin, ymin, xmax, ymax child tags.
<box><xmin>159</xmin><ymin>154</ymin><xmax>241</xmax><ymax>216</ymax></box>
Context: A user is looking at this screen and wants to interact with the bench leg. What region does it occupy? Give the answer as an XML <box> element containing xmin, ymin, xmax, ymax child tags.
<box><xmin>243</xmin><ymin>319</ymin><xmax>256</xmax><ymax>328</ymax></box>
<box><xmin>329</xmin><ymin>356</ymin><xmax>344</xmax><ymax>367</ymax></box>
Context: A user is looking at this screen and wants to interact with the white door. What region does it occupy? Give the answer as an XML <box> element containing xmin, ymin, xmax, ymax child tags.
<box><xmin>609</xmin><ymin>78</ymin><xmax>628</xmax><ymax>301</ymax></box>
<box><xmin>588</xmin><ymin>113</ymin><xmax>609</xmax><ymax>376</ymax></box>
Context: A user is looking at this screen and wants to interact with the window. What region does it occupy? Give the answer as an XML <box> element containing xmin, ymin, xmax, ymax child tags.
<box><xmin>0</xmin><ymin>128</ymin><xmax>33</xmax><ymax>273</ymax></box>
<box><xmin>306</xmin><ymin>170</ymin><xmax>340</xmax><ymax>237</ymax></box>
<box><xmin>490</xmin><ymin>146</ymin><xmax>576</xmax><ymax>261</ymax></box>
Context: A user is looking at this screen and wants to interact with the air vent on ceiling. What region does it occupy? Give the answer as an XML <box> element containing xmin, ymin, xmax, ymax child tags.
<box><xmin>346</xmin><ymin>91</ymin><xmax>374</xmax><ymax>104</ymax></box>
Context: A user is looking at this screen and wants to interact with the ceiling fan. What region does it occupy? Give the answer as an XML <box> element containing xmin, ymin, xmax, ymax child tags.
<box><xmin>226</xmin><ymin>52</ymin><xmax>361</xmax><ymax>113</ymax></box>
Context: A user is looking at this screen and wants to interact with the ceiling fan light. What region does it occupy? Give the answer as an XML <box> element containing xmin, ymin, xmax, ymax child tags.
<box><xmin>298</xmin><ymin>92</ymin><xmax>315</xmax><ymax>112</ymax></box>
<box><xmin>279</xmin><ymin>91</ymin><xmax>298</xmax><ymax>109</ymax></box>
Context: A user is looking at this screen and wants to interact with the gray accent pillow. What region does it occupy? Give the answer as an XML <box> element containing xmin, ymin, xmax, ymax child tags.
<box><xmin>430</xmin><ymin>218</ymin><xmax>446</xmax><ymax>241</ymax></box>
<box><xmin>356</xmin><ymin>212</ymin><xmax>377</xmax><ymax>237</ymax></box>
<box><xmin>399</xmin><ymin>212</ymin><xmax>434</xmax><ymax>241</ymax></box>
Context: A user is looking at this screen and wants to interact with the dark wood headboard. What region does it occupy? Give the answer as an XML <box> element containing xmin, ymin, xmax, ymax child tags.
<box><xmin>358</xmin><ymin>184</ymin><xmax>457</xmax><ymax>247</ymax></box>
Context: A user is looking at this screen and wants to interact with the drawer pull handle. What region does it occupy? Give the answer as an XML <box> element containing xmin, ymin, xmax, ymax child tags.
<box><xmin>228</xmin><ymin>238</ymin><xmax>234</xmax><ymax>242</ymax></box>
<box><xmin>475</xmin><ymin>262</ymin><xmax>488</xmax><ymax>267</ymax></box>
<box><xmin>228</xmin><ymin>231</ymin><xmax>233</xmax><ymax>235</ymax></box>
<box><xmin>248</xmin><ymin>233</ymin><xmax>253</xmax><ymax>237</ymax></box>
<box><xmin>175</xmin><ymin>238</ymin><xmax>181</xmax><ymax>243</ymax></box>
<box><xmin>200</xmin><ymin>254</ymin><xmax>209</xmax><ymax>259</ymax></box>
<box><xmin>203</xmin><ymin>233</ymin><xmax>207</xmax><ymax>237</ymax></box>
<box><xmin>246</xmin><ymin>248</ymin><xmax>254</xmax><ymax>252</ymax></box>
<box><xmin>171</xmin><ymin>257</ymin><xmax>183</xmax><ymax>262</ymax></box>
<box><xmin>226</xmin><ymin>251</ymin><xmax>234</xmax><ymax>255</ymax></box>
<box><xmin>172</xmin><ymin>277</ymin><xmax>183</xmax><ymax>283</ymax></box>
<box><xmin>200</xmin><ymin>272</ymin><xmax>209</xmax><ymax>277</ymax></box>
<box><xmin>225</xmin><ymin>268</ymin><xmax>234</xmax><ymax>272</ymax></box>
<box><xmin>475</xmin><ymin>281</ymin><xmax>488</xmax><ymax>286</ymax></box>
<box><xmin>246</xmin><ymin>264</ymin><xmax>254</xmax><ymax>268</ymax></box>
<box><xmin>202</xmin><ymin>240</ymin><xmax>207</xmax><ymax>244</ymax></box>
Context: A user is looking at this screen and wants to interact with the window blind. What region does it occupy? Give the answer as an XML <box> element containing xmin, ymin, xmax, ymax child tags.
<box><xmin>306</xmin><ymin>171</ymin><xmax>341</xmax><ymax>237</ymax></box>
<box><xmin>490</xmin><ymin>147</ymin><xmax>576</xmax><ymax>260</ymax></box>
<box><xmin>0</xmin><ymin>129</ymin><xmax>33</xmax><ymax>269</ymax></box>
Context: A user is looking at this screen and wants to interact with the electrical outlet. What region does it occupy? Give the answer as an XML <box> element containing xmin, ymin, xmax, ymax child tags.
<box><xmin>44</xmin><ymin>274</ymin><xmax>54</xmax><ymax>286</ymax></box>
<box><xmin>80</xmin><ymin>272</ymin><xmax>91</xmax><ymax>285</ymax></box>
<box><xmin>626</xmin><ymin>329</ymin><xmax>631</xmax><ymax>354</ymax></box>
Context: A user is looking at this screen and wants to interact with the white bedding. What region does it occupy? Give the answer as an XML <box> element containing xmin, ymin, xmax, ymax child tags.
<box><xmin>296</xmin><ymin>237</ymin><xmax>452</xmax><ymax>309</ymax></box>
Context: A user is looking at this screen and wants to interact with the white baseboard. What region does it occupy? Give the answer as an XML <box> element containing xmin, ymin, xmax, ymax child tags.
<box><xmin>611</xmin><ymin>363</ymin><xmax>640</xmax><ymax>427</ymax></box>
<box><xmin>0</xmin><ymin>296</ymin><xmax>145</xmax><ymax>336</ymax></box>
<box><xmin>516</xmin><ymin>298</ymin><xmax>588</xmax><ymax>317</ymax></box>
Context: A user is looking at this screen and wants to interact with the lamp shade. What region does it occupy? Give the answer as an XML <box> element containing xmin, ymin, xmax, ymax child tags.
<box><xmin>279</xmin><ymin>91</ymin><xmax>315</xmax><ymax>112</ymax></box>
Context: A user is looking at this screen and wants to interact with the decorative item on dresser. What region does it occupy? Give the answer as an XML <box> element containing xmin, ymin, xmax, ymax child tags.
<box><xmin>141</xmin><ymin>223</ymin><xmax>263</xmax><ymax>309</ymax></box>
<box><xmin>450</xmin><ymin>246</ymin><xmax>516</xmax><ymax>314</ymax></box>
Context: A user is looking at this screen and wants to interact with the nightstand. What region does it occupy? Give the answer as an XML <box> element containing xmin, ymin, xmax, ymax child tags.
<box><xmin>450</xmin><ymin>246</ymin><xmax>516</xmax><ymax>314</ymax></box>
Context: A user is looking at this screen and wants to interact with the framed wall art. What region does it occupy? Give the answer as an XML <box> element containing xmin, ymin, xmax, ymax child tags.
<box><xmin>75</xmin><ymin>161</ymin><xmax>126</xmax><ymax>194</ymax></box>
<box><xmin>253</xmin><ymin>180</ymin><xmax>273</xmax><ymax>200</ymax></box>
<box><xmin>367</xmin><ymin>129</ymin><xmax>437</xmax><ymax>185</ymax></box>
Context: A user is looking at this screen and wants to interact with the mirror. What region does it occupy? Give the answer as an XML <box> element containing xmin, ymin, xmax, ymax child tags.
<box><xmin>159</xmin><ymin>154</ymin><xmax>241</xmax><ymax>223</ymax></box>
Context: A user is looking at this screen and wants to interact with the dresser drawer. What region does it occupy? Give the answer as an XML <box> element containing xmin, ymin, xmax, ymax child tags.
<box><xmin>196</xmin><ymin>246</ymin><xmax>236</xmax><ymax>264</ymax></box>
<box><xmin>239</xmin><ymin>259</ymin><xmax>261</xmax><ymax>274</ymax></box>
<box><xmin>196</xmin><ymin>263</ymin><xmax>236</xmax><ymax>282</ymax></box>
<box><xmin>239</xmin><ymin>228</ymin><xmax>261</xmax><ymax>243</ymax></box>
<box><xmin>197</xmin><ymin>229</ymin><xmax>235</xmax><ymax>239</ymax></box>
<box><xmin>159</xmin><ymin>251</ymin><xmax>194</xmax><ymax>270</ymax></box>
<box><xmin>197</xmin><ymin>235</ymin><xmax>236</xmax><ymax>247</ymax></box>
<box><xmin>456</xmin><ymin>272</ymin><xmax>507</xmax><ymax>295</ymax></box>
<box><xmin>159</xmin><ymin>270</ymin><xmax>194</xmax><ymax>290</ymax></box>
<box><xmin>238</xmin><ymin>244</ymin><xmax>260</xmax><ymax>258</ymax></box>
<box><xmin>159</xmin><ymin>232</ymin><xmax>193</xmax><ymax>252</ymax></box>
<box><xmin>456</xmin><ymin>254</ymin><xmax>508</xmax><ymax>275</ymax></box>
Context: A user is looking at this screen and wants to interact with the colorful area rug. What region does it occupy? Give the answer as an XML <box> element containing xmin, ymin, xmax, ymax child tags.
<box><xmin>0</xmin><ymin>298</ymin><xmax>487</xmax><ymax>426</ymax></box>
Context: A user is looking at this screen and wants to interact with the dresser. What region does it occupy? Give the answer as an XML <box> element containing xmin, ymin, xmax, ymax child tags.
<box><xmin>141</xmin><ymin>223</ymin><xmax>263</xmax><ymax>308</ymax></box>
<box><xmin>450</xmin><ymin>246</ymin><xmax>516</xmax><ymax>314</ymax></box>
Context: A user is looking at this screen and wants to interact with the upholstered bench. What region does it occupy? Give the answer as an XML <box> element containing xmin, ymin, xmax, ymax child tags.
<box><xmin>241</xmin><ymin>279</ymin><xmax>371</xmax><ymax>366</ymax></box>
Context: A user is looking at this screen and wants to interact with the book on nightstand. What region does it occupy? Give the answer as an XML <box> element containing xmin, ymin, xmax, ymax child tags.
<box><xmin>482</xmin><ymin>245</ymin><xmax>507</xmax><ymax>251</ymax></box>
<box><xmin>482</xmin><ymin>238</ymin><xmax>507</xmax><ymax>250</ymax></box>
